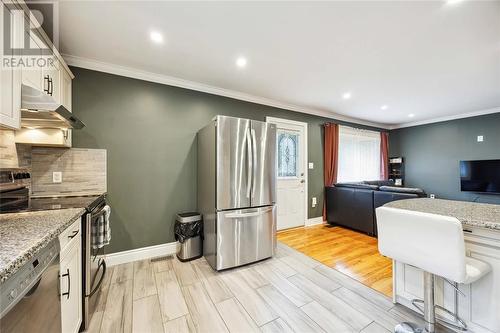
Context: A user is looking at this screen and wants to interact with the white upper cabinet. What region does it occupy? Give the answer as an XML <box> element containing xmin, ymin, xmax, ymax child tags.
<box><xmin>22</xmin><ymin>30</ymin><xmax>62</xmax><ymax>103</ymax></box>
<box><xmin>21</xmin><ymin>30</ymin><xmax>44</xmax><ymax>91</ymax></box>
<box><xmin>1</xmin><ymin>0</ymin><xmax>74</xmax><ymax>145</ymax></box>
<box><xmin>60</xmin><ymin>65</ymin><xmax>72</xmax><ymax>111</ymax></box>
<box><xmin>1</xmin><ymin>3</ymin><xmax>21</xmax><ymax>129</ymax></box>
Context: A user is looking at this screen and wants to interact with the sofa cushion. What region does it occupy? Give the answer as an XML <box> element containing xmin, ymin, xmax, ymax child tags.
<box><xmin>334</xmin><ymin>182</ymin><xmax>379</xmax><ymax>190</ymax></box>
<box><xmin>379</xmin><ymin>186</ymin><xmax>425</xmax><ymax>195</ymax></box>
<box><xmin>363</xmin><ymin>180</ymin><xmax>395</xmax><ymax>187</ymax></box>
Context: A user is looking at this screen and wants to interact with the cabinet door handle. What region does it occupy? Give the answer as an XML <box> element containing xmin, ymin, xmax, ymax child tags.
<box><xmin>60</xmin><ymin>269</ymin><xmax>70</xmax><ymax>299</ymax></box>
<box><xmin>68</xmin><ymin>230</ymin><xmax>79</xmax><ymax>239</ymax></box>
<box><xmin>48</xmin><ymin>77</ymin><xmax>53</xmax><ymax>96</ymax></box>
<box><xmin>44</xmin><ymin>75</ymin><xmax>50</xmax><ymax>93</ymax></box>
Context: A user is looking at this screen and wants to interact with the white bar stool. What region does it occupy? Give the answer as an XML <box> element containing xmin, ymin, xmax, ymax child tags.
<box><xmin>376</xmin><ymin>207</ymin><xmax>491</xmax><ymax>333</ymax></box>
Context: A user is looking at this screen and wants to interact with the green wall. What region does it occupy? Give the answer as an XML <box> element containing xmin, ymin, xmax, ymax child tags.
<box><xmin>71</xmin><ymin>67</ymin><xmax>383</xmax><ymax>253</ymax></box>
<box><xmin>390</xmin><ymin>112</ymin><xmax>500</xmax><ymax>205</ymax></box>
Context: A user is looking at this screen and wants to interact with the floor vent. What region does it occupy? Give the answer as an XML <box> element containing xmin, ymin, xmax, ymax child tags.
<box><xmin>151</xmin><ymin>255</ymin><xmax>174</xmax><ymax>262</ymax></box>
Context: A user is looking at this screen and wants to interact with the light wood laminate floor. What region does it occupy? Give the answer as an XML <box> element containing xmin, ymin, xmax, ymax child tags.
<box><xmin>87</xmin><ymin>243</ymin><xmax>452</xmax><ymax>333</ymax></box>
<box><xmin>277</xmin><ymin>224</ymin><xmax>393</xmax><ymax>297</ymax></box>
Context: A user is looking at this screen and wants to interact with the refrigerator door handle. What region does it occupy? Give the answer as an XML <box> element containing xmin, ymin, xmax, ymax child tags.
<box><xmin>225</xmin><ymin>207</ymin><xmax>273</xmax><ymax>219</ymax></box>
<box><xmin>246</xmin><ymin>129</ymin><xmax>253</xmax><ymax>198</ymax></box>
<box><xmin>251</xmin><ymin>128</ymin><xmax>257</xmax><ymax>198</ymax></box>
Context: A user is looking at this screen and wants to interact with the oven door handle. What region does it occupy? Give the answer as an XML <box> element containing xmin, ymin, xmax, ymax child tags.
<box><xmin>88</xmin><ymin>259</ymin><xmax>106</xmax><ymax>297</ymax></box>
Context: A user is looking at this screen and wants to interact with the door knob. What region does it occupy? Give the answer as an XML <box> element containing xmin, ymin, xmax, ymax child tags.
<box><xmin>300</xmin><ymin>179</ymin><xmax>305</xmax><ymax>183</ymax></box>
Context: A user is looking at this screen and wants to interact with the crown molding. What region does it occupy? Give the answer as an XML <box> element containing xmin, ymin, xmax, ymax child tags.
<box><xmin>389</xmin><ymin>107</ymin><xmax>500</xmax><ymax>129</ymax></box>
<box><xmin>62</xmin><ymin>54</ymin><xmax>498</xmax><ymax>131</ymax></box>
<box><xmin>62</xmin><ymin>54</ymin><xmax>389</xmax><ymax>129</ymax></box>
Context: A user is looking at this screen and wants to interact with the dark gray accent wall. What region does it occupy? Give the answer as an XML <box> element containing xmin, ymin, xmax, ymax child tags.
<box><xmin>389</xmin><ymin>113</ymin><xmax>500</xmax><ymax>204</ymax></box>
<box><xmin>71</xmin><ymin>67</ymin><xmax>383</xmax><ymax>253</ymax></box>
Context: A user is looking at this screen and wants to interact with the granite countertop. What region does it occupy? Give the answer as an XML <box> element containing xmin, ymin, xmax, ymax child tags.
<box><xmin>385</xmin><ymin>198</ymin><xmax>500</xmax><ymax>231</ymax></box>
<box><xmin>0</xmin><ymin>208</ymin><xmax>85</xmax><ymax>283</ymax></box>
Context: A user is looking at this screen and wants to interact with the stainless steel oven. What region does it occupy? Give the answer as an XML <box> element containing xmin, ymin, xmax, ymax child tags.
<box><xmin>82</xmin><ymin>197</ymin><xmax>108</xmax><ymax>330</ymax></box>
<box><xmin>1</xmin><ymin>168</ymin><xmax>110</xmax><ymax>331</ymax></box>
<box><xmin>0</xmin><ymin>240</ymin><xmax>61</xmax><ymax>333</ymax></box>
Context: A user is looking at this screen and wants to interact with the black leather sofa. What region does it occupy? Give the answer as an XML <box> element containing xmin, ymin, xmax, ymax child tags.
<box><xmin>325</xmin><ymin>181</ymin><xmax>426</xmax><ymax>237</ymax></box>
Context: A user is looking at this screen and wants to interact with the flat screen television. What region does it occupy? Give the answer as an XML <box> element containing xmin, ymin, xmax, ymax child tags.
<box><xmin>460</xmin><ymin>159</ymin><xmax>500</xmax><ymax>194</ymax></box>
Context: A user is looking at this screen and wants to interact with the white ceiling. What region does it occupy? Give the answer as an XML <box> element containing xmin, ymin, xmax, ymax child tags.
<box><xmin>58</xmin><ymin>1</ymin><xmax>500</xmax><ymax>128</ymax></box>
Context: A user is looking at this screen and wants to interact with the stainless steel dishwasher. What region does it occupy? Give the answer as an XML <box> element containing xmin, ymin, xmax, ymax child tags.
<box><xmin>0</xmin><ymin>240</ymin><xmax>61</xmax><ymax>333</ymax></box>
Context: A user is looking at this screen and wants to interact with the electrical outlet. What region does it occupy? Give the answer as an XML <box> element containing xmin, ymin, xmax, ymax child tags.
<box><xmin>52</xmin><ymin>171</ymin><xmax>62</xmax><ymax>183</ymax></box>
<box><xmin>430</xmin><ymin>194</ymin><xmax>436</xmax><ymax>199</ymax></box>
<box><xmin>308</xmin><ymin>162</ymin><xmax>314</xmax><ymax>169</ymax></box>
<box><xmin>312</xmin><ymin>197</ymin><xmax>317</xmax><ymax>207</ymax></box>
<box><xmin>477</xmin><ymin>135</ymin><xmax>484</xmax><ymax>142</ymax></box>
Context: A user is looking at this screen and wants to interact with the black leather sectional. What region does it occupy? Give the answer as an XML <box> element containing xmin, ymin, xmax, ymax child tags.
<box><xmin>325</xmin><ymin>181</ymin><xmax>426</xmax><ymax>237</ymax></box>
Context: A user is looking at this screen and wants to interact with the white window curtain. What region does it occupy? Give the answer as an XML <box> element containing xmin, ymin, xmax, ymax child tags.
<box><xmin>337</xmin><ymin>125</ymin><xmax>381</xmax><ymax>182</ymax></box>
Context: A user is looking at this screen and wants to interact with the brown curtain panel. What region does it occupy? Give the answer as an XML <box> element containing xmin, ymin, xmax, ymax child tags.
<box><xmin>380</xmin><ymin>132</ymin><xmax>389</xmax><ymax>180</ymax></box>
<box><xmin>323</xmin><ymin>123</ymin><xmax>339</xmax><ymax>220</ymax></box>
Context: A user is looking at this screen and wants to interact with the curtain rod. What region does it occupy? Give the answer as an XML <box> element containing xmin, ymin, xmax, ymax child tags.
<box><xmin>323</xmin><ymin>122</ymin><xmax>389</xmax><ymax>133</ymax></box>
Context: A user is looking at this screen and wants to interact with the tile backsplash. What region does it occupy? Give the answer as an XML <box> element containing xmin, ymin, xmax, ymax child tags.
<box><xmin>0</xmin><ymin>130</ymin><xmax>18</xmax><ymax>169</ymax></box>
<box><xmin>1</xmin><ymin>129</ymin><xmax>106</xmax><ymax>196</ymax></box>
<box><xmin>16</xmin><ymin>143</ymin><xmax>32</xmax><ymax>168</ymax></box>
<box><xmin>30</xmin><ymin>147</ymin><xmax>106</xmax><ymax>197</ymax></box>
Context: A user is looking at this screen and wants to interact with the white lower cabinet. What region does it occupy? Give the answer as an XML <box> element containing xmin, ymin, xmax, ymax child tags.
<box><xmin>394</xmin><ymin>228</ymin><xmax>500</xmax><ymax>333</ymax></box>
<box><xmin>59</xmin><ymin>222</ymin><xmax>82</xmax><ymax>333</ymax></box>
<box><xmin>457</xmin><ymin>242</ymin><xmax>500</xmax><ymax>333</ymax></box>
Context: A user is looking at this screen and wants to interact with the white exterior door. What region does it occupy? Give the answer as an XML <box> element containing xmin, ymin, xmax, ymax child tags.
<box><xmin>267</xmin><ymin>117</ymin><xmax>307</xmax><ymax>231</ymax></box>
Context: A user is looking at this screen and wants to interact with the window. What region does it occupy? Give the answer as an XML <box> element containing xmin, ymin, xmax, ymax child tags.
<box><xmin>277</xmin><ymin>130</ymin><xmax>298</xmax><ymax>177</ymax></box>
<box><xmin>337</xmin><ymin>125</ymin><xmax>381</xmax><ymax>182</ymax></box>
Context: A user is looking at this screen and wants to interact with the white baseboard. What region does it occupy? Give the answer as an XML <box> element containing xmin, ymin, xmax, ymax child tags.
<box><xmin>105</xmin><ymin>242</ymin><xmax>178</xmax><ymax>266</ymax></box>
<box><xmin>306</xmin><ymin>216</ymin><xmax>325</xmax><ymax>227</ymax></box>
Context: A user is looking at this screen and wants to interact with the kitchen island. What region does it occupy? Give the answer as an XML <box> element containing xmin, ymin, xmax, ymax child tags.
<box><xmin>384</xmin><ymin>198</ymin><xmax>500</xmax><ymax>333</ymax></box>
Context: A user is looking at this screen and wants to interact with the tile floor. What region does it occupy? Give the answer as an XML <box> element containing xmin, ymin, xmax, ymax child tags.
<box><xmin>87</xmin><ymin>242</ymin><xmax>450</xmax><ymax>333</ymax></box>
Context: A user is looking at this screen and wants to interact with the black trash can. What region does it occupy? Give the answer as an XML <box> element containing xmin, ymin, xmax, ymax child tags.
<box><xmin>174</xmin><ymin>212</ymin><xmax>203</xmax><ymax>262</ymax></box>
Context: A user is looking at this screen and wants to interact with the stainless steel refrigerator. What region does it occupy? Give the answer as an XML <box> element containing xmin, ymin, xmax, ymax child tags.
<box><xmin>197</xmin><ymin>115</ymin><xmax>277</xmax><ymax>270</ymax></box>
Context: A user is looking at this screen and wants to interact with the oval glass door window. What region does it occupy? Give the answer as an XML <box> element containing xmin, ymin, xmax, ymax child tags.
<box><xmin>277</xmin><ymin>130</ymin><xmax>299</xmax><ymax>178</ymax></box>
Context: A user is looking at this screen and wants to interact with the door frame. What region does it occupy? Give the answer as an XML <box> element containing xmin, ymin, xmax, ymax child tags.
<box><xmin>266</xmin><ymin>116</ymin><xmax>308</xmax><ymax>228</ymax></box>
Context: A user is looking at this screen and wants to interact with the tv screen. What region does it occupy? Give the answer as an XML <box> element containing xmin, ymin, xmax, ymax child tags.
<box><xmin>460</xmin><ymin>159</ymin><xmax>500</xmax><ymax>194</ymax></box>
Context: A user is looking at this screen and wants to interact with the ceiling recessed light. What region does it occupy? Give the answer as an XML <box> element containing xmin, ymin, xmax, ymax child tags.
<box><xmin>408</xmin><ymin>113</ymin><xmax>415</xmax><ymax>118</ymax></box>
<box><xmin>236</xmin><ymin>57</ymin><xmax>247</xmax><ymax>68</ymax></box>
<box><xmin>380</xmin><ymin>105</ymin><xmax>388</xmax><ymax>110</ymax></box>
<box><xmin>342</xmin><ymin>92</ymin><xmax>352</xmax><ymax>100</ymax></box>
<box><xmin>150</xmin><ymin>31</ymin><xmax>163</xmax><ymax>44</ymax></box>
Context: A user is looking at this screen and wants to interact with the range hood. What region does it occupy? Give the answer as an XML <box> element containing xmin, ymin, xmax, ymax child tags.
<box><xmin>21</xmin><ymin>84</ymin><xmax>85</xmax><ymax>129</ymax></box>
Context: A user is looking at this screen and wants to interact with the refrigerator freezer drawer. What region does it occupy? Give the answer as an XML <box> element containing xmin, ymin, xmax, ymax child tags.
<box><xmin>215</xmin><ymin>205</ymin><xmax>276</xmax><ymax>270</ymax></box>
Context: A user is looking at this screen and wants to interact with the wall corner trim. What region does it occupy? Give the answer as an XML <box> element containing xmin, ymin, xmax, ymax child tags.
<box><xmin>105</xmin><ymin>242</ymin><xmax>177</xmax><ymax>266</ymax></box>
<box><xmin>62</xmin><ymin>53</ymin><xmax>388</xmax><ymax>129</ymax></box>
<box><xmin>306</xmin><ymin>216</ymin><xmax>325</xmax><ymax>227</ymax></box>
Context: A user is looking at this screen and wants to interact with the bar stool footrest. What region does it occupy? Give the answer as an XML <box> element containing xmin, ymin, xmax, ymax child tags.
<box><xmin>410</xmin><ymin>298</ymin><xmax>468</xmax><ymax>332</ymax></box>
<box><xmin>434</xmin><ymin>305</ymin><xmax>467</xmax><ymax>331</ymax></box>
